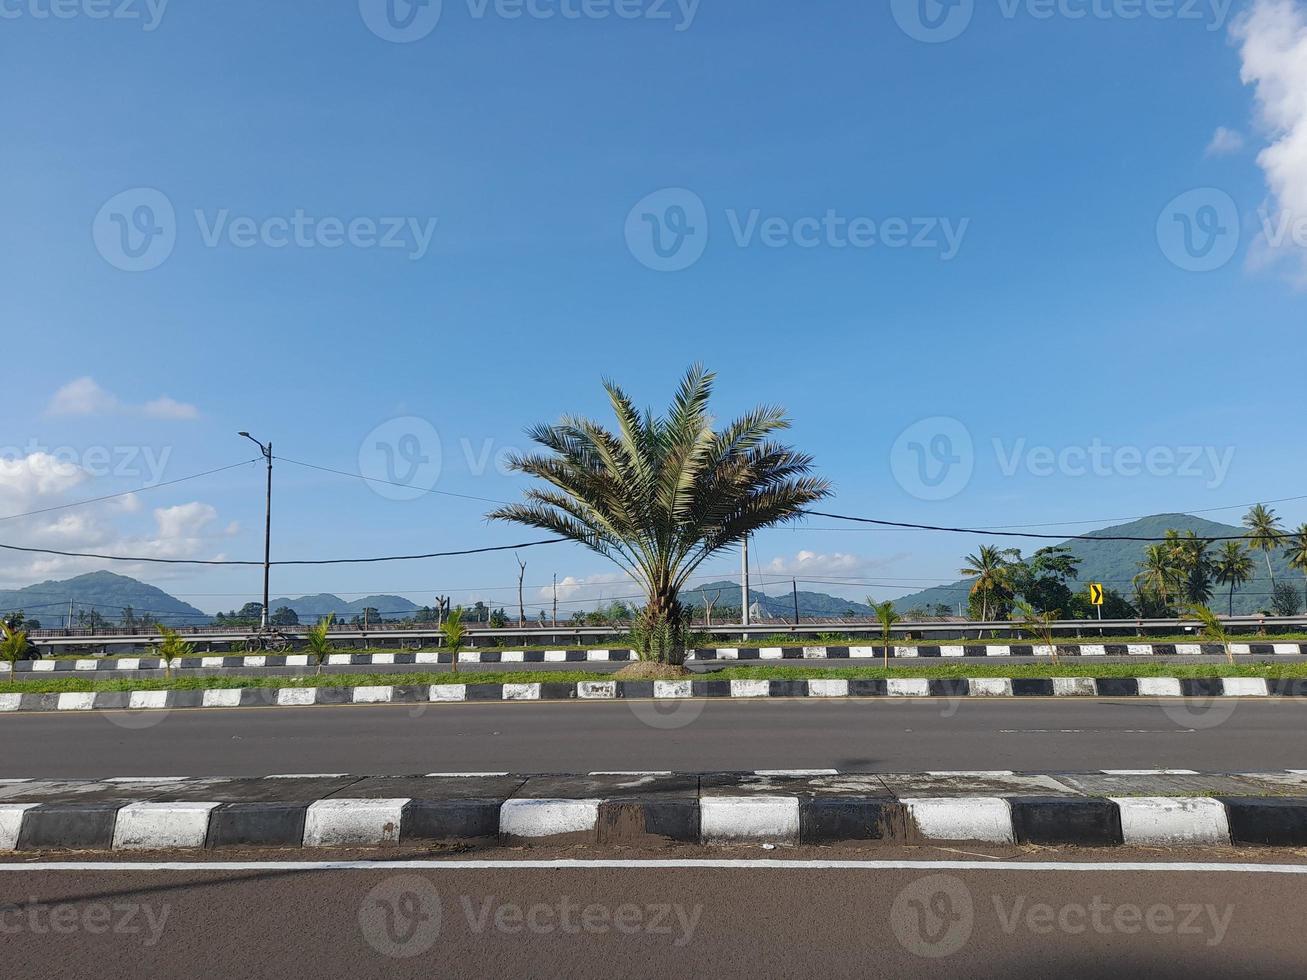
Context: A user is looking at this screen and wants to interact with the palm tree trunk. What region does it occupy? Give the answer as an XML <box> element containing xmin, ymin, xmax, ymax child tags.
<box><xmin>1229</xmin><ymin>582</ymin><xmax>1235</xmax><ymax>618</ymax></box>
<box><xmin>1266</xmin><ymin>552</ymin><xmax>1275</xmax><ymax>590</ymax></box>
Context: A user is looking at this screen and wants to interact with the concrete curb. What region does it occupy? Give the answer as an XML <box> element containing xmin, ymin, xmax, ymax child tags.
<box><xmin>4</xmin><ymin>771</ymin><xmax>1307</xmax><ymax>851</ymax></box>
<box><xmin>7</xmin><ymin>641</ymin><xmax>1303</xmax><ymax>674</ymax></box>
<box><xmin>3</xmin><ymin>674</ymin><xmax>1295</xmax><ymax>714</ymax></box>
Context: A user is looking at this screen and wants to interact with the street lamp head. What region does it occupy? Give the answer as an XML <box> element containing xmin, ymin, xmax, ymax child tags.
<box><xmin>238</xmin><ymin>431</ymin><xmax>250</xmax><ymax>438</ymax></box>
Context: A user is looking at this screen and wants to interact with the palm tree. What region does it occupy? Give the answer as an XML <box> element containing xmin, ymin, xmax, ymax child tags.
<box><xmin>1134</xmin><ymin>543</ymin><xmax>1180</xmax><ymax>610</ymax></box>
<box><xmin>304</xmin><ymin>613</ymin><xmax>335</xmax><ymax>675</ymax></box>
<box><xmin>1170</xmin><ymin>530</ymin><xmax>1214</xmax><ymax>604</ymax></box>
<box><xmin>1286</xmin><ymin>525</ymin><xmax>1307</xmax><ymax>612</ymax></box>
<box><xmin>1212</xmin><ymin>541</ymin><xmax>1254</xmax><ymax>617</ymax></box>
<box><xmin>960</xmin><ymin>545</ymin><xmax>1015</xmax><ymax>622</ymax></box>
<box><xmin>441</xmin><ymin>607</ymin><xmax>466</xmax><ymax>674</ymax></box>
<box><xmin>1185</xmin><ymin>604</ymin><xmax>1234</xmax><ymax>665</ymax></box>
<box><xmin>1243</xmin><ymin>503</ymin><xmax>1283</xmax><ymax>590</ymax></box>
<box><xmin>487</xmin><ymin>366</ymin><xmax>832</xmax><ymax>666</ymax></box>
<box><xmin>869</xmin><ymin>598</ymin><xmax>901</xmax><ymax>669</ymax></box>
<box><xmin>1013</xmin><ymin>599</ymin><xmax>1060</xmax><ymax>664</ymax></box>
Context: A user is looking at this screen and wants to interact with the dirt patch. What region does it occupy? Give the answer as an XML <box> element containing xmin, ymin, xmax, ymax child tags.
<box><xmin>613</xmin><ymin>661</ymin><xmax>693</xmax><ymax>680</ymax></box>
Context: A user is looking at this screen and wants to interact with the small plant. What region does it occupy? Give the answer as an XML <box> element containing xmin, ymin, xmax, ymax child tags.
<box><xmin>442</xmin><ymin>607</ymin><xmax>466</xmax><ymax>674</ymax></box>
<box><xmin>0</xmin><ymin>621</ymin><xmax>32</xmax><ymax>667</ymax></box>
<box><xmin>155</xmin><ymin>625</ymin><xmax>195</xmax><ymax>679</ymax></box>
<box><xmin>1185</xmin><ymin>604</ymin><xmax>1234</xmax><ymax>664</ymax></box>
<box><xmin>869</xmin><ymin>598</ymin><xmax>900</xmax><ymax>670</ymax></box>
<box><xmin>304</xmin><ymin>613</ymin><xmax>335</xmax><ymax>675</ymax></box>
<box><xmin>1013</xmin><ymin>600</ymin><xmax>1060</xmax><ymax>664</ymax></box>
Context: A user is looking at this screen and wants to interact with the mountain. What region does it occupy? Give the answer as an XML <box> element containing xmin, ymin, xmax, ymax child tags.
<box><xmin>683</xmin><ymin>580</ymin><xmax>874</xmax><ymax>620</ymax></box>
<box><xmin>889</xmin><ymin>513</ymin><xmax>1301</xmax><ymax>616</ymax></box>
<box><xmin>267</xmin><ymin>593</ymin><xmax>421</xmax><ymax>621</ymax></box>
<box><xmin>0</xmin><ymin>571</ymin><xmax>210</xmax><ymax>626</ymax></box>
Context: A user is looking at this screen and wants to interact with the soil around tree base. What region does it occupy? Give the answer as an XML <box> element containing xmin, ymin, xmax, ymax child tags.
<box><xmin>612</xmin><ymin>661</ymin><xmax>693</xmax><ymax>680</ymax></box>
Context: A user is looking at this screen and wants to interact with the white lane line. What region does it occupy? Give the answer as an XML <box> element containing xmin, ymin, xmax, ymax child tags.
<box><xmin>2</xmin><ymin>859</ymin><xmax>1307</xmax><ymax>873</ymax></box>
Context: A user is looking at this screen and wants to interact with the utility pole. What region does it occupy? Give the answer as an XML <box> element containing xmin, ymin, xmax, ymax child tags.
<box><xmin>792</xmin><ymin>579</ymin><xmax>800</xmax><ymax>626</ymax></box>
<box><xmin>238</xmin><ymin>432</ymin><xmax>273</xmax><ymax>631</ymax></box>
<box><xmin>515</xmin><ymin>555</ymin><xmax>527</xmax><ymax>627</ymax></box>
<box><xmin>552</xmin><ymin>574</ymin><xmax>558</xmax><ymax>627</ymax></box>
<box><xmin>741</xmin><ymin>534</ymin><xmax>751</xmax><ymax>630</ymax></box>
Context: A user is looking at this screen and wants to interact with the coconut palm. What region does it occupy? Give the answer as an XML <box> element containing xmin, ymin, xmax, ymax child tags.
<box><xmin>1185</xmin><ymin>604</ymin><xmax>1234</xmax><ymax>665</ymax></box>
<box><xmin>1013</xmin><ymin>599</ymin><xmax>1060</xmax><ymax>664</ymax></box>
<box><xmin>868</xmin><ymin>598</ymin><xmax>901</xmax><ymax>669</ymax></box>
<box><xmin>304</xmin><ymin>613</ymin><xmax>335</xmax><ymax>675</ymax></box>
<box><xmin>1134</xmin><ymin>543</ymin><xmax>1181</xmax><ymax>610</ymax></box>
<box><xmin>441</xmin><ymin>607</ymin><xmax>466</xmax><ymax>674</ymax></box>
<box><xmin>1170</xmin><ymin>530</ymin><xmax>1214</xmax><ymax>605</ymax></box>
<box><xmin>1212</xmin><ymin>541</ymin><xmax>1254</xmax><ymax>617</ymax></box>
<box><xmin>487</xmin><ymin>366</ymin><xmax>832</xmax><ymax>665</ymax></box>
<box><xmin>960</xmin><ymin>545</ymin><xmax>1016</xmax><ymax>622</ymax></box>
<box><xmin>1286</xmin><ymin>525</ymin><xmax>1307</xmax><ymax>612</ymax></box>
<box><xmin>1243</xmin><ymin>503</ymin><xmax>1283</xmax><ymax>590</ymax></box>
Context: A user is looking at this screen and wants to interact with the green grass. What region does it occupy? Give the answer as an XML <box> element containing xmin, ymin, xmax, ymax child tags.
<box><xmin>4</xmin><ymin>660</ymin><xmax>1306</xmax><ymax>695</ymax></box>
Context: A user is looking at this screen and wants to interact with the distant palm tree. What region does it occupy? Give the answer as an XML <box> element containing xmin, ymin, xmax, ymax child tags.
<box><xmin>304</xmin><ymin>613</ymin><xmax>336</xmax><ymax>675</ymax></box>
<box><xmin>1134</xmin><ymin>544</ymin><xmax>1180</xmax><ymax>610</ymax></box>
<box><xmin>488</xmin><ymin>365</ymin><xmax>832</xmax><ymax>665</ymax></box>
<box><xmin>1243</xmin><ymin>503</ymin><xmax>1284</xmax><ymax>590</ymax></box>
<box><xmin>1286</xmin><ymin>525</ymin><xmax>1307</xmax><ymax>613</ymax></box>
<box><xmin>1185</xmin><ymin>604</ymin><xmax>1234</xmax><ymax>664</ymax></box>
<box><xmin>441</xmin><ymin>607</ymin><xmax>466</xmax><ymax>675</ymax></box>
<box><xmin>869</xmin><ymin>598</ymin><xmax>901</xmax><ymax>669</ymax></box>
<box><xmin>1212</xmin><ymin>541</ymin><xmax>1254</xmax><ymax>617</ymax></box>
<box><xmin>960</xmin><ymin>545</ymin><xmax>1015</xmax><ymax>622</ymax></box>
<box><xmin>1013</xmin><ymin>599</ymin><xmax>1060</xmax><ymax>664</ymax></box>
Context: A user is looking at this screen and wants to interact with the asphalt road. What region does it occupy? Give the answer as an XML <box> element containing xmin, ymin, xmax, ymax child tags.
<box><xmin>1</xmin><ymin>698</ymin><xmax>1303</xmax><ymax>778</ymax></box>
<box><xmin>2</xmin><ymin>851</ymin><xmax>1304</xmax><ymax>978</ymax></box>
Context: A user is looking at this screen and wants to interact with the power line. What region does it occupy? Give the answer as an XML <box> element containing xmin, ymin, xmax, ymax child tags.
<box><xmin>275</xmin><ymin>456</ymin><xmax>511</xmax><ymax>506</ymax></box>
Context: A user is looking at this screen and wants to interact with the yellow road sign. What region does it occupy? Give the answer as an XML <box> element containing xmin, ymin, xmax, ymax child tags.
<box><xmin>1089</xmin><ymin>583</ymin><xmax>1104</xmax><ymax>606</ymax></box>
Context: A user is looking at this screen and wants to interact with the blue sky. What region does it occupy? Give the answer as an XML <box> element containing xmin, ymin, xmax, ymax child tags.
<box><xmin>3</xmin><ymin>0</ymin><xmax>1306</xmax><ymax>616</ymax></box>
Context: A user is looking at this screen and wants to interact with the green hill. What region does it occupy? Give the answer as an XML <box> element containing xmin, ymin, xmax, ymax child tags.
<box><xmin>890</xmin><ymin>513</ymin><xmax>1300</xmax><ymax>616</ymax></box>
<box><xmin>683</xmin><ymin>580</ymin><xmax>873</xmax><ymax>620</ymax></box>
<box><xmin>267</xmin><ymin>593</ymin><xmax>420</xmax><ymax>621</ymax></box>
<box><xmin>0</xmin><ymin>571</ymin><xmax>210</xmax><ymax>626</ymax></box>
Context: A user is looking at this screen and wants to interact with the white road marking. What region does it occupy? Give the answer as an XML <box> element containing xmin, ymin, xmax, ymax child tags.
<box><xmin>1</xmin><ymin>859</ymin><xmax>1306</xmax><ymax>873</ymax></box>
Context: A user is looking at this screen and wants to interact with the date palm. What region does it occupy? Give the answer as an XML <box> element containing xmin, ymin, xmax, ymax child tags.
<box><xmin>1243</xmin><ymin>503</ymin><xmax>1283</xmax><ymax>590</ymax></box>
<box><xmin>487</xmin><ymin>365</ymin><xmax>831</xmax><ymax>665</ymax></box>
<box><xmin>960</xmin><ymin>545</ymin><xmax>1016</xmax><ymax>622</ymax></box>
<box><xmin>1212</xmin><ymin>541</ymin><xmax>1254</xmax><ymax>617</ymax></box>
<box><xmin>1286</xmin><ymin>525</ymin><xmax>1307</xmax><ymax>613</ymax></box>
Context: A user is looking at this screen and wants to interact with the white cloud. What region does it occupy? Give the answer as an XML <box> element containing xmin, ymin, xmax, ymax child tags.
<box><xmin>46</xmin><ymin>377</ymin><xmax>199</xmax><ymax>420</ymax></box>
<box><xmin>1234</xmin><ymin>0</ymin><xmax>1307</xmax><ymax>285</ymax></box>
<box><xmin>0</xmin><ymin>451</ymin><xmax>87</xmax><ymax>504</ymax></box>
<box><xmin>762</xmin><ymin>550</ymin><xmax>876</xmax><ymax>578</ymax></box>
<box><xmin>539</xmin><ymin>572</ymin><xmax>634</xmax><ymax>606</ymax></box>
<box><xmin>1205</xmin><ymin>126</ymin><xmax>1246</xmax><ymax>156</ymax></box>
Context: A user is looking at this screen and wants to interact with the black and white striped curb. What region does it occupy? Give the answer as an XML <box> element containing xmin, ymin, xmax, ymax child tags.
<box><xmin>9</xmin><ymin>641</ymin><xmax>1307</xmax><ymax>673</ymax></box>
<box><xmin>4</xmin><ymin>674</ymin><xmax>1301</xmax><ymax>714</ymax></box>
<box><xmin>3</xmin><ymin>771</ymin><xmax>1307</xmax><ymax>851</ymax></box>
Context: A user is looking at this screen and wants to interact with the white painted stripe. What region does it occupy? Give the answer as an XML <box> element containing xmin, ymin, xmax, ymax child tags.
<box><xmin>849</xmin><ymin>646</ymin><xmax>879</xmax><ymax>658</ymax></box>
<box><xmin>1102</xmin><ymin>769</ymin><xmax>1199</xmax><ymax>775</ymax></box>
<box><xmin>940</xmin><ymin>645</ymin><xmax>965</xmax><ymax>658</ymax></box>
<box><xmin>244</xmin><ymin>656</ymin><xmax>266</xmax><ymax>668</ymax></box>
<box><xmin>1111</xmin><ymin>797</ymin><xmax>1231</xmax><ymax>846</ymax></box>
<box><xmin>986</xmin><ymin>646</ymin><xmax>1011</xmax><ymax>657</ymax></box>
<box><xmin>202</xmin><ymin>689</ymin><xmax>242</xmax><ymax>708</ymax></box>
<box><xmin>327</xmin><ymin>654</ymin><xmax>352</xmax><ymax>665</ymax></box>
<box><xmin>1273</xmin><ymin>643</ymin><xmax>1299</xmax><ymax>655</ymax></box>
<box><xmin>266</xmin><ymin>773</ymin><xmax>348</xmax><ymax>779</ymax></box>
<box><xmin>802</xmin><ymin>647</ymin><xmax>827</xmax><ymax>659</ymax></box>
<box><xmin>730</xmin><ymin>680</ymin><xmax>770</xmax><ymax>698</ymax></box>
<box><xmin>424</xmin><ymin>772</ymin><xmax>510</xmax><ymax>777</ymax></box>
<box><xmin>0</xmin><ymin>694</ymin><xmax>23</xmax><ymax>712</ymax></box>
<box><xmin>577</xmin><ymin>682</ymin><xmax>616</xmax><ymax>700</ymax></box>
<box><xmin>807</xmin><ymin>679</ymin><xmax>849</xmax><ymax>698</ymax></box>
<box><xmin>201</xmin><ymin>657</ymin><xmax>225</xmax><ymax>668</ymax></box>
<box><xmin>429</xmin><ymin>685</ymin><xmax>466</xmax><ymax>702</ymax></box>
<box><xmin>500</xmin><ymin>799</ymin><xmax>599</xmax><ymax>838</ymax></box>
<box><xmin>416</xmin><ymin>652</ymin><xmax>442</xmax><ymax>665</ymax></box>
<box><xmin>586</xmin><ymin>650</ymin><xmax>610</xmax><ymax>662</ymax></box>
<box><xmin>1052</xmin><ymin>677</ymin><xmax>1096</xmax><ymax>696</ymax></box>
<box><xmin>74</xmin><ymin>659</ymin><xmax>98</xmax><ymax>671</ymax></box>
<box><xmin>894</xmin><ymin>646</ymin><xmax>917</xmax><ymax>659</ymax></box>
<box><xmin>31</xmin><ymin>661</ymin><xmax>55</xmax><ymax>672</ymax></box>
<box><xmin>589</xmin><ymin>771</ymin><xmax>674</xmax><ymax>776</ymax></box>
<box><xmin>1221</xmin><ymin>678</ymin><xmax>1269</xmax><ymax>696</ymax></box>
<box><xmin>118</xmin><ymin>658</ymin><xmax>141</xmax><ymax>671</ymax></box>
<box><xmin>544</xmin><ymin>650</ymin><xmax>567</xmax><ymax>662</ymax></box>
<box><xmin>56</xmin><ymin>693</ymin><xmax>95</xmax><ymax>711</ymax></box>
<box><xmin>0</xmin><ymin>803</ymin><xmax>38</xmax><ymax>850</ymax></box>
<box><xmin>1033</xmin><ymin>645</ymin><xmax>1056</xmax><ymax>658</ymax></box>
<box><xmin>371</xmin><ymin>653</ymin><xmax>396</xmax><ymax>666</ymax></box>
<box><xmin>0</xmin><ymin>663</ymin><xmax>9</xmax><ymax>673</ymax></box>
<box><xmin>759</xmin><ymin>647</ymin><xmax>784</xmax><ymax>660</ymax></box>
<box><xmin>716</xmin><ymin>648</ymin><xmax>739</xmax><ymax>660</ymax></box>
<box><xmin>303</xmin><ymin>799</ymin><xmax>408</xmax><ymax>846</ymax></box>
<box><xmin>1137</xmin><ymin>678</ymin><xmax>1182</xmax><ymax>697</ymax></box>
<box><xmin>905</xmin><ymin>797</ymin><xmax>1013</xmax><ymax>843</ymax></box>
<box><xmin>887</xmin><ymin>678</ymin><xmax>929</xmax><ymax>697</ymax></box>
<box><xmin>753</xmin><ymin>769</ymin><xmax>839</xmax><ymax>776</ymax></box>
<box><xmin>925</xmin><ymin>770</ymin><xmax>1015</xmax><ymax>777</ymax></box>
<box><xmin>285</xmin><ymin>655</ymin><xmax>309</xmax><ymax>667</ymax></box>
<box><xmin>1230</xmin><ymin>643</ymin><xmax>1251</xmax><ymax>655</ymax></box>
<box><xmin>104</xmin><ymin>777</ymin><xmax>188</xmax><ymax>783</ymax></box>
<box><xmin>1079</xmin><ymin>645</ymin><xmax>1106</xmax><ymax>657</ymax></box>
<box><xmin>1127</xmin><ymin>644</ymin><xmax>1153</xmax><ymax>656</ymax></box>
<box><xmin>700</xmin><ymin>796</ymin><xmax>800</xmax><ymax>843</ymax></box>
<box><xmin>112</xmin><ymin>802</ymin><xmax>221</xmax><ymax>850</ymax></box>
<box><xmin>1175</xmin><ymin>644</ymin><xmax>1203</xmax><ymax>656</ymax></box>
<box><xmin>277</xmin><ymin>688</ymin><xmax>317</xmax><ymax>706</ymax></box>
<box><xmin>968</xmin><ymin>678</ymin><xmax>1013</xmax><ymax>697</ymax></box>
<box><xmin>503</xmin><ymin>684</ymin><xmax>541</xmax><ymax>701</ymax></box>
<box><xmin>500</xmin><ymin>651</ymin><xmax>525</xmax><ymax>663</ymax></box>
<box><xmin>654</xmin><ymin>680</ymin><xmax>692</xmax><ymax>699</ymax></box>
<box><xmin>127</xmin><ymin>691</ymin><xmax>168</xmax><ymax>710</ymax></box>
<box><xmin>458</xmin><ymin>652</ymin><xmax>479</xmax><ymax>665</ymax></box>
<box><xmin>352</xmin><ymin>686</ymin><xmax>394</xmax><ymax>704</ymax></box>
<box><xmin>10</xmin><ymin>859</ymin><xmax>1307</xmax><ymax>872</ymax></box>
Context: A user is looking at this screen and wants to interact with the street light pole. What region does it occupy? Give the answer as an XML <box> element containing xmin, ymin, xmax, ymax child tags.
<box><xmin>239</xmin><ymin>432</ymin><xmax>273</xmax><ymax>631</ymax></box>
